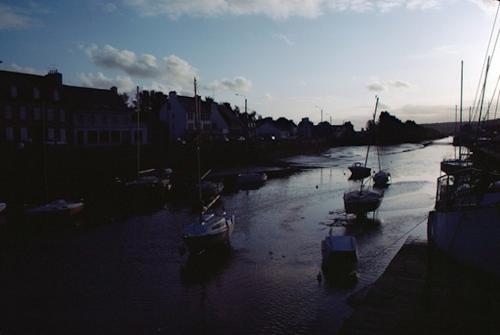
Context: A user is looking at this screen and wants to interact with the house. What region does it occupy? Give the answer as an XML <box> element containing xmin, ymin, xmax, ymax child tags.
<box><xmin>70</xmin><ymin>86</ymin><xmax>146</xmax><ymax>147</ymax></box>
<box><xmin>159</xmin><ymin>91</ymin><xmax>213</xmax><ymax>142</ymax></box>
<box><xmin>211</xmin><ymin>103</ymin><xmax>243</xmax><ymax>140</ymax></box>
<box><xmin>275</xmin><ymin>117</ymin><xmax>297</xmax><ymax>139</ymax></box>
<box><xmin>239</xmin><ymin>111</ymin><xmax>257</xmax><ymax>140</ymax></box>
<box><xmin>298</xmin><ymin>117</ymin><xmax>314</xmax><ymax>139</ymax></box>
<box><xmin>256</xmin><ymin>117</ymin><xmax>281</xmax><ymax>139</ymax></box>
<box><xmin>0</xmin><ymin>69</ymin><xmax>144</xmax><ymax>147</ymax></box>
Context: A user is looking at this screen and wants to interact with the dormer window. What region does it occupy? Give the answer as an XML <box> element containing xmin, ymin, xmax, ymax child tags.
<box><xmin>10</xmin><ymin>86</ymin><xmax>18</xmax><ymax>98</ymax></box>
<box><xmin>33</xmin><ymin>87</ymin><xmax>40</xmax><ymax>99</ymax></box>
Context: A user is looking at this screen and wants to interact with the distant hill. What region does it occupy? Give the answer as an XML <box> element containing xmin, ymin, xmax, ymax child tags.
<box><xmin>422</xmin><ymin>119</ymin><xmax>500</xmax><ymax>136</ymax></box>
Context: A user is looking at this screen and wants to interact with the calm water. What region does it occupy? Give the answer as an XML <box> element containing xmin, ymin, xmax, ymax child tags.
<box><xmin>0</xmin><ymin>139</ymin><xmax>453</xmax><ymax>334</ymax></box>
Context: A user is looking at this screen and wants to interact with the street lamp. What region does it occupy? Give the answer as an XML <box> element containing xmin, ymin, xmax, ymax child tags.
<box><xmin>235</xmin><ymin>93</ymin><xmax>247</xmax><ymax>114</ymax></box>
<box><xmin>314</xmin><ymin>105</ymin><xmax>323</xmax><ymax>123</ymax></box>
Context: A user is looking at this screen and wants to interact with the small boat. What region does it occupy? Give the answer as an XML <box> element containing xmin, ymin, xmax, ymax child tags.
<box><xmin>183</xmin><ymin>212</ymin><xmax>235</xmax><ymax>254</ymax></box>
<box><xmin>25</xmin><ymin>199</ymin><xmax>84</xmax><ymax>218</ymax></box>
<box><xmin>237</xmin><ymin>172</ymin><xmax>267</xmax><ymax>188</ymax></box>
<box><xmin>0</xmin><ymin>202</ymin><xmax>6</xmax><ymax>214</ymax></box>
<box><xmin>321</xmin><ymin>235</ymin><xmax>358</xmax><ymax>272</ymax></box>
<box><xmin>373</xmin><ymin>170</ymin><xmax>391</xmax><ymax>188</ymax></box>
<box><xmin>348</xmin><ymin>162</ymin><xmax>371</xmax><ymax>180</ymax></box>
<box><xmin>344</xmin><ymin>189</ymin><xmax>382</xmax><ymax>215</ymax></box>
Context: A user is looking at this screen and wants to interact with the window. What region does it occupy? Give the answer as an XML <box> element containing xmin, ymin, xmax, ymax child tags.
<box><xmin>47</xmin><ymin>128</ymin><xmax>55</xmax><ymax>141</ymax></box>
<box><xmin>33</xmin><ymin>107</ymin><xmax>41</xmax><ymax>120</ymax></box>
<box><xmin>20</xmin><ymin>107</ymin><xmax>27</xmax><ymax>120</ymax></box>
<box><xmin>6</xmin><ymin>127</ymin><xmax>14</xmax><ymax>141</ymax></box>
<box><xmin>10</xmin><ymin>86</ymin><xmax>18</xmax><ymax>98</ymax></box>
<box><xmin>53</xmin><ymin>90</ymin><xmax>60</xmax><ymax>102</ymax></box>
<box><xmin>20</xmin><ymin>128</ymin><xmax>28</xmax><ymax>141</ymax></box>
<box><xmin>5</xmin><ymin>106</ymin><xmax>12</xmax><ymax>119</ymax></box>
<box><xmin>60</xmin><ymin>129</ymin><xmax>66</xmax><ymax>143</ymax></box>
<box><xmin>33</xmin><ymin>87</ymin><xmax>40</xmax><ymax>99</ymax></box>
<box><xmin>47</xmin><ymin>109</ymin><xmax>54</xmax><ymax>121</ymax></box>
<box><xmin>60</xmin><ymin>110</ymin><xmax>65</xmax><ymax>122</ymax></box>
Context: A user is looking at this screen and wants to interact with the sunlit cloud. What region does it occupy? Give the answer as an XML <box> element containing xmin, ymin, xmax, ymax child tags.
<box><xmin>79</xmin><ymin>72</ymin><xmax>135</xmax><ymax>92</ymax></box>
<box><xmin>205</xmin><ymin>76</ymin><xmax>253</xmax><ymax>92</ymax></box>
<box><xmin>0</xmin><ymin>3</ymin><xmax>38</xmax><ymax>30</ymax></box>
<box><xmin>367</xmin><ymin>80</ymin><xmax>411</xmax><ymax>92</ymax></box>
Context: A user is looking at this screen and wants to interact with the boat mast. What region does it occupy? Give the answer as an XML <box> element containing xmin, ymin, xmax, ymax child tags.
<box><xmin>459</xmin><ymin>60</ymin><xmax>464</xmax><ymax>160</ymax></box>
<box><xmin>136</xmin><ymin>86</ymin><xmax>141</xmax><ymax>177</ymax></box>
<box><xmin>194</xmin><ymin>78</ymin><xmax>203</xmax><ymax>220</ymax></box>
<box><xmin>477</xmin><ymin>56</ymin><xmax>491</xmax><ymax>139</ymax></box>
<box><xmin>364</xmin><ymin>96</ymin><xmax>379</xmax><ymax>168</ymax></box>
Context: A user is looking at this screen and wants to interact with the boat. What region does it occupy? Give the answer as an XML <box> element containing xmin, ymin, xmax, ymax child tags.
<box><xmin>348</xmin><ymin>162</ymin><xmax>371</xmax><ymax>180</ymax></box>
<box><xmin>440</xmin><ymin>158</ymin><xmax>473</xmax><ymax>175</ymax></box>
<box><xmin>343</xmin><ymin>189</ymin><xmax>382</xmax><ymax>215</ymax></box>
<box><xmin>183</xmin><ymin>212</ymin><xmax>235</xmax><ymax>254</ymax></box>
<box><xmin>182</xmin><ymin>78</ymin><xmax>235</xmax><ymax>254</ymax></box>
<box><xmin>0</xmin><ymin>202</ymin><xmax>6</xmax><ymax>214</ymax></box>
<box><xmin>373</xmin><ymin>170</ymin><xmax>391</xmax><ymax>188</ymax></box>
<box><xmin>344</xmin><ymin>96</ymin><xmax>384</xmax><ymax>216</ymax></box>
<box><xmin>237</xmin><ymin>172</ymin><xmax>267</xmax><ymax>188</ymax></box>
<box><xmin>25</xmin><ymin>199</ymin><xmax>84</xmax><ymax>218</ymax></box>
<box><xmin>427</xmin><ymin>168</ymin><xmax>500</xmax><ymax>275</ymax></box>
<box><xmin>321</xmin><ymin>235</ymin><xmax>358</xmax><ymax>272</ymax></box>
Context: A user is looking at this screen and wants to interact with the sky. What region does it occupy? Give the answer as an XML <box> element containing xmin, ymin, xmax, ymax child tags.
<box><xmin>1</xmin><ymin>0</ymin><xmax>500</xmax><ymax>128</ymax></box>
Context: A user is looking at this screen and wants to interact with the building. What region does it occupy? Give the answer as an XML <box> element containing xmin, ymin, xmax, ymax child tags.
<box><xmin>0</xmin><ymin>69</ymin><xmax>145</xmax><ymax>147</ymax></box>
<box><xmin>275</xmin><ymin>117</ymin><xmax>297</xmax><ymax>139</ymax></box>
<box><xmin>0</xmin><ymin>70</ymin><xmax>69</xmax><ymax>145</ymax></box>
<box><xmin>159</xmin><ymin>91</ymin><xmax>213</xmax><ymax>142</ymax></box>
<box><xmin>256</xmin><ymin>117</ymin><xmax>281</xmax><ymax>139</ymax></box>
<box><xmin>211</xmin><ymin>102</ymin><xmax>244</xmax><ymax>140</ymax></box>
<box><xmin>298</xmin><ymin>117</ymin><xmax>314</xmax><ymax>139</ymax></box>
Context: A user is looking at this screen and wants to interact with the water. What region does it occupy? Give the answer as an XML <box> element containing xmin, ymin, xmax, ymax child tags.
<box><xmin>0</xmin><ymin>139</ymin><xmax>453</xmax><ymax>334</ymax></box>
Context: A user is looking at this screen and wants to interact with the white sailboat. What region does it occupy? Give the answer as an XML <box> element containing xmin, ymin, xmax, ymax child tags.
<box><xmin>183</xmin><ymin>78</ymin><xmax>235</xmax><ymax>254</ymax></box>
<box><xmin>344</xmin><ymin>96</ymin><xmax>383</xmax><ymax>216</ymax></box>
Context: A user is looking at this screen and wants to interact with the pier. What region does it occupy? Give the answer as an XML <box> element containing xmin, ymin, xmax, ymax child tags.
<box><xmin>340</xmin><ymin>238</ymin><xmax>500</xmax><ymax>335</ymax></box>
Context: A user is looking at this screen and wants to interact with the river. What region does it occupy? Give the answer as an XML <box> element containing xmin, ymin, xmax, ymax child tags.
<box><xmin>0</xmin><ymin>138</ymin><xmax>454</xmax><ymax>334</ymax></box>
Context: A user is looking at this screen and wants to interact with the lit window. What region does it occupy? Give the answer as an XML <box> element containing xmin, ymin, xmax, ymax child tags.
<box><xmin>10</xmin><ymin>86</ymin><xmax>18</xmax><ymax>98</ymax></box>
<box><xmin>20</xmin><ymin>107</ymin><xmax>27</xmax><ymax>120</ymax></box>
<box><xmin>5</xmin><ymin>106</ymin><xmax>12</xmax><ymax>119</ymax></box>
<box><xmin>33</xmin><ymin>88</ymin><xmax>40</xmax><ymax>99</ymax></box>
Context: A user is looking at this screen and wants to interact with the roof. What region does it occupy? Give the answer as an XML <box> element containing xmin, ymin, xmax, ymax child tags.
<box><xmin>63</xmin><ymin>85</ymin><xmax>126</xmax><ymax>112</ymax></box>
<box><xmin>218</xmin><ymin>103</ymin><xmax>243</xmax><ymax>130</ymax></box>
<box><xmin>177</xmin><ymin>95</ymin><xmax>212</xmax><ymax>119</ymax></box>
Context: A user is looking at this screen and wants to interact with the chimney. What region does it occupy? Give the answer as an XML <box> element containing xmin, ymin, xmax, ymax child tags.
<box><xmin>110</xmin><ymin>86</ymin><xmax>118</xmax><ymax>94</ymax></box>
<box><xmin>45</xmin><ymin>69</ymin><xmax>62</xmax><ymax>86</ymax></box>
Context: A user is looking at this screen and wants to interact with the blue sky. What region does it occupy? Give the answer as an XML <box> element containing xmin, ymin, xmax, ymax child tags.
<box><xmin>0</xmin><ymin>0</ymin><xmax>498</xmax><ymax>127</ymax></box>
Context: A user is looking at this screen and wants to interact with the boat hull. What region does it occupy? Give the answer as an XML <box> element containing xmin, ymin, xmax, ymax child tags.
<box><xmin>344</xmin><ymin>191</ymin><xmax>382</xmax><ymax>215</ymax></box>
<box><xmin>184</xmin><ymin>225</ymin><xmax>234</xmax><ymax>254</ymax></box>
<box><xmin>348</xmin><ymin>166</ymin><xmax>371</xmax><ymax>180</ymax></box>
<box><xmin>428</xmin><ymin>206</ymin><xmax>500</xmax><ymax>275</ymax></box>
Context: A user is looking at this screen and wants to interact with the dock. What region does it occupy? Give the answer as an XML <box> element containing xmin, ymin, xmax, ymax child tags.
<box><xmin>340</xmin><ymin>238</ymin><xmax>500</xmax><ymax>335</ymax></box>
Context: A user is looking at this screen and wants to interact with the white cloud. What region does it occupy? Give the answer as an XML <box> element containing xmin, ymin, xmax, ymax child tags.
<box><xmin>79</xmin><ymin>72</ymin><xmax>135</xmax><ymax>92</ymax></box>
<box><xmin>273</xmin><ymin>33</ymin><xmax>294</xmax><ymax>46</ymax></box>
<box><xmin>367</xmin><ymin>80</ymin><xmax>411</xmax><ymax>91</ymax></box>
<box><xmin>2</xmin><ymin>63</ymin><xmax>42</xmax><ymax>75</ymax></box>
<box><xmin>83</xmin><ymin>44</ymin><xmax>252</xmax><ymax>93</ymax></box>
<box><xmin>205</xmin><ymin>76</ymin><xmax>253</xmax><ymax>92</ymax></box>
<box><xmin>121</xmin><ymin>0</ymin><xmax>453</xmax><ymax>19</ymax></box>
<box><xmin>0</xmin><ymin>3</ymin><xmax>37</xmax><ymax>30</ymax></box>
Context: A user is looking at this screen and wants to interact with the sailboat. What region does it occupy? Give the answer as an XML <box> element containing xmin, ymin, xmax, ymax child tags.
<box><xmin>183</xmin><ymin>78</ymin><xmax>235</xmax><ymax>254</ymax></box>
<box><xmin>25</xmin><ymin>104</ymin><xmax>84</xmax><ymax>220</ymax></box>
<box><xmin>373</xmin><ymin>147</ymin><xmax>391</xmax><ymax>188</ymax></box>
<box><xmin>0</xmin><ymin>202</ymin><xmax>6</xmax><ymax>214</ymax></box>
<box><xmin>123</xmin><ymin>87</ymin><xmax>172</xmax><ymax>200</ymax></box>
<box><xmin>344</xmin><ymin>96</ymin><xmax>383</xmax><ymax>216</ymax></box>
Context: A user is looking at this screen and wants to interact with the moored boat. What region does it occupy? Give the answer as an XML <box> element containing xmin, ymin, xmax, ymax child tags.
<box><xmin>344</xmin><ymin>189</ymin><xmax>382</xmax><ymax>215</ymax></box>
<box><xmin>237</xmin><ymin>172</ymin><xmax>267</xmax><ymax>188</ymax></box>
<box><xmin>373</xmin><ymin>170</ymin><xmax>391</xmax><ymax>188</ymax></box>
<box><xmin>427</xmin><ymin>168</ymin><xmax>500</xmax><ymax>275</ymax></box>
<box><xmin>25</xmin><ymin>199</ymin><xmax>84</xmax><ymax>219</ymax></box>
<box><xmin>348</xmin><ymin>162</ymin><xmax>371</xmax><ymax>180</ymax></box>
<box><xmin>0</xmin><ymin>202</ymin><xmax>6</xmax><ymax>214</ymax></box>
<box><xmin>183</xmin><ymin>212</ymin><xmax>235</xmax><ymax>254</ymax></box>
